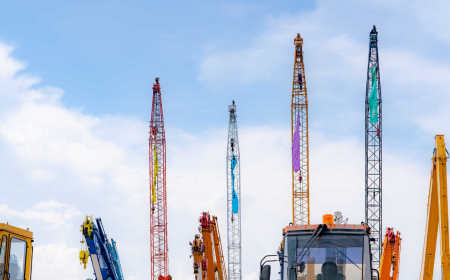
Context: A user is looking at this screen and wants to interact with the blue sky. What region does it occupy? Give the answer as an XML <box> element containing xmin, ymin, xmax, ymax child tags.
<box><xmin>2</xmin><ymin>0</ymin><xmax>448</xmax><ymax>155</ymax></box>
<box><xmin>0</xmin><ymin>0</ymin><xmax>450</xmax><ymax>279</ymax></box>
<box><xmin>0</xmin><ymin>1</ymin><xmax>314</xmax><ymax>128</ymax></box>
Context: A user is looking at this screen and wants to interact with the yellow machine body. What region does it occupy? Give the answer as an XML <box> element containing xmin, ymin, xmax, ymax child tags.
<box><xmin>0</xmin><ymin>223</ymin><xmax>33</xmax><ymax>280</ymax></box>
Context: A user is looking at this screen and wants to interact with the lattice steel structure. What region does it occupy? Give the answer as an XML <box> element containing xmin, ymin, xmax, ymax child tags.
<box><xmin>227</xmin><ymin>101</ymin><xmax>242</xmax><ymax>280</ymax></box>
<box><xmin>149</xmin><ymin>77</ymin><xmax>169</xmax><ymax>280</ymax></box>
<box><xmin>291</xmin><ymin>33</ymin><xmax>310</xmax><ymax>225</ymax></box>
<box><xmin>365</xmin><ymin>26</ymin><xmax>382</xmax><ymax>271</ymax></box>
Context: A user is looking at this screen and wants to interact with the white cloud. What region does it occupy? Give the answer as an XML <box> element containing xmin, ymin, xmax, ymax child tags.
<box><xmin>33</xmin><ymin>241</ymin><xmax>92</xmax><ymax>280</ymax></box>
<box><xmin>0</xmin><ymin>94</ymin><xmax>148</xmax><ymax>194</ymax></box>
<box><xmin>413</xmin><ymin>0</ymin><xmax>450</xmax><ymax>45</ymax></box>
<box><xmin>29</xmin><ymin>169</ymin><xmax>57</xmax><ymax>183</ymax></box>
<box><xmin>0</xmin><ymin>201</ymin><xmax>81</xmax><ymax>229</ymax></box>
<box><xmin>0</xmin><ymin>44</ymin><xmax>25</xmax><ymax>79</ymax></box>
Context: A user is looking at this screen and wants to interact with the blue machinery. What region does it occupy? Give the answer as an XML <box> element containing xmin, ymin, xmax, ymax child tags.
<box><xmin>79</xmin><ymin>216</ymin><xmax>124</xmax><ymax>280</ymax></box>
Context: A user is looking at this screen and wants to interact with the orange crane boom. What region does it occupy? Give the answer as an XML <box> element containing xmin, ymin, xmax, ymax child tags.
<box><xmin>211</xmin><ymin>216</ymin><xmax>227</xmax><ymax>280</ymax></box>
<box><xmin>291</xmin><ymin>33</ymin><xmax>309</xmax><ymax>225</ymax></box>
<box><xmin>392</xmin><ymin>232</ymin><xmax>401</xmax><ymax>280</ymax></box>
<box><xmin>190</xmin><ymin>212</ymin><xmax>227</xmax><ymax>280</ymax></box>
<box><xmin>379</xmin><ymin>228</ymin><xmax>401</xmax><ymax>280</ymax></box>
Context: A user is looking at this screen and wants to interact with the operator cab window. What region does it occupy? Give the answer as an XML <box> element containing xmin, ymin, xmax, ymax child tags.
<box><xmin>9</xmin><ymin>238</ymin><xmax>27</xmax><ymax>280</ymax></box>
<box><xmin>286</xmin><ymin>234</ymin><xmax>370</xmax><ymax>280</ymax></box>
<box><xmin>0</xmin><ymin>235</ymin><xmax>6</xmax><ymax>277</ymax></box>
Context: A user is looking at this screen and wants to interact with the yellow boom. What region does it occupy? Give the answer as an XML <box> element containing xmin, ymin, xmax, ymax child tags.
<box><xmin>420</xmin><ymin>135</ymin><xmax>450</xmax><ymax>280</ymax></box>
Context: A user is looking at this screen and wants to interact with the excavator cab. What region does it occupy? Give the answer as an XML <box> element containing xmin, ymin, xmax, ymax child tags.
<box><xmin>0</xmin><ymin>223</ymin><xmax>33</xmax><ymax>280</ymax></box>
<box><xmin>283</xmin><ymin>225</ymin><xmax>373</xmax><ymax>280</ymax></box>
<box><xmin>261</xmin><ymin>216</ymin><xmax>374</xmax><ymax>280</ymax></box>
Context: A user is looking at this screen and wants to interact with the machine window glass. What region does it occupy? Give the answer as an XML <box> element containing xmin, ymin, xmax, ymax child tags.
<box><xmin>9</xmin><ymin>237</ymin><xmax>27</xmax><ymax>280</ymax></box>
<box><xmin>283</xmin><ymin>237</ymin><xmax>289</xmax><ymax>280</ymax></box>
<box><xmin>287</xmin><ymin>234</ymin><xmax>365</xmax><ymax>280</ymax></box>
<box><xmin>362</xmin><ymin>236</ymin><xmax>371</xmax><ymax>280</ymax></box>
<box><xmin>0</xmin><ymin>235</ymin><xmax>6</xmax><ymax>276</ymax></box>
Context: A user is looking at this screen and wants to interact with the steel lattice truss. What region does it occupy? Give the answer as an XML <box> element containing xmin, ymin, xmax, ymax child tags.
<box><xmin>365</xmin><ymin>26</ymin><xmax>382</xmax><ymax>271</ymax></box>
<box><xmin>227</xmin><ymin>101</ymin><xmax>242</xmax><ymax>280</ymax></box>
<box><xmin>149</xmin><ymin>78</ymin><xmax>169</xmax><ymax>280</ymax></box>
<box><xmin>291</xmin><ymin>33</ymin><xmax>310</xmax><ymax>225</ymax></box>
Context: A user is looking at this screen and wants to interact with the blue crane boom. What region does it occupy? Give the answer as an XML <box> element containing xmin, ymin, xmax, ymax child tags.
<box><xmin>79</xmin><ymin>216</ymin><xmax>124</xmax><ymax>280</ymax></box>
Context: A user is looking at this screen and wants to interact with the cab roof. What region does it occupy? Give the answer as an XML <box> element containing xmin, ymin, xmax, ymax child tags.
<box><xmin>0</xmin><ymin>223</ymin><xmax>33</xmax><ymax>239</ymax></box>
<box><xmin>285</xmin><ymin>224</ymin><xmax>368</xmax><ymax>234</ymax></box>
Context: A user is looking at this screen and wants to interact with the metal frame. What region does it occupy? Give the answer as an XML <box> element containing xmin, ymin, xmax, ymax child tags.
<box><xmin>81</xmin><ymin>216</ymin><xmax>124</xmax><ymax>280</ymax></box>
<box><xmin>420</xmin><ymin>135</ymin><xmax>449</xmax><ymax>280</ymax></box>
<box><xmin>227</xmin><ymin>101</ymin><xmax>242</xmax><ymax>280</ymax></box>
<box><xmin>365</xmin><ymin>26</ymin><xmax>382</xmax><ymax>271</ymax></box>
<box><xmin>150</xmin><ymin>77</ymin><xmax>169</xmax><ymax>280</ymax></box>
<box><xmin>291</xmin><ymin>33</ymin><xmax>310</xmax><ymax>225</ymax></box>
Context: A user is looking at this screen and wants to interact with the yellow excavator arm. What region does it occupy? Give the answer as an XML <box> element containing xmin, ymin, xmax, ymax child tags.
<box><xmin>420</xmin><ymin>135</ymin><xmax>450</xmax><ymax>280</ymax></box>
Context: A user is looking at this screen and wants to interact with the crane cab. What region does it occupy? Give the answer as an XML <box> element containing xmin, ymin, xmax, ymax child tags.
<box><xmin>0</xmin><ymin>223</ymin><xmax>33</xmax><ymax>280</ymax></box>
<box><xmin>280</xmin><ymin>224</ymin><xmax>373</xmax><ymax>280</ymax></box>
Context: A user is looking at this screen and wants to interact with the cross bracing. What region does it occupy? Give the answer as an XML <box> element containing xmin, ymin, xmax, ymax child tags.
<box><xmin>227</xmin><ymin>101</ymin><xmax>242</xmax><ymax>280</ymax></box>
<box><xmin>292</xmin><ymin>33</ymin><xmax>310</xmax><ymax>225</ymax></box>
<box><xmin>149</xmin><ymin>78</ymin><xmax>169</xmax><ymax>280</ymax></box>
<box><xmin>365</xmin><ymin>26</ymin><xmax>382</xmax><ymax>272</ymax></box>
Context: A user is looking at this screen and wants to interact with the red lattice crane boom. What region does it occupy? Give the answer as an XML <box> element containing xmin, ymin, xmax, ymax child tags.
<box><xmin>149</xmin><ymin>77</ymin><xmax>171</xmax><ymax>280</ymax></box>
